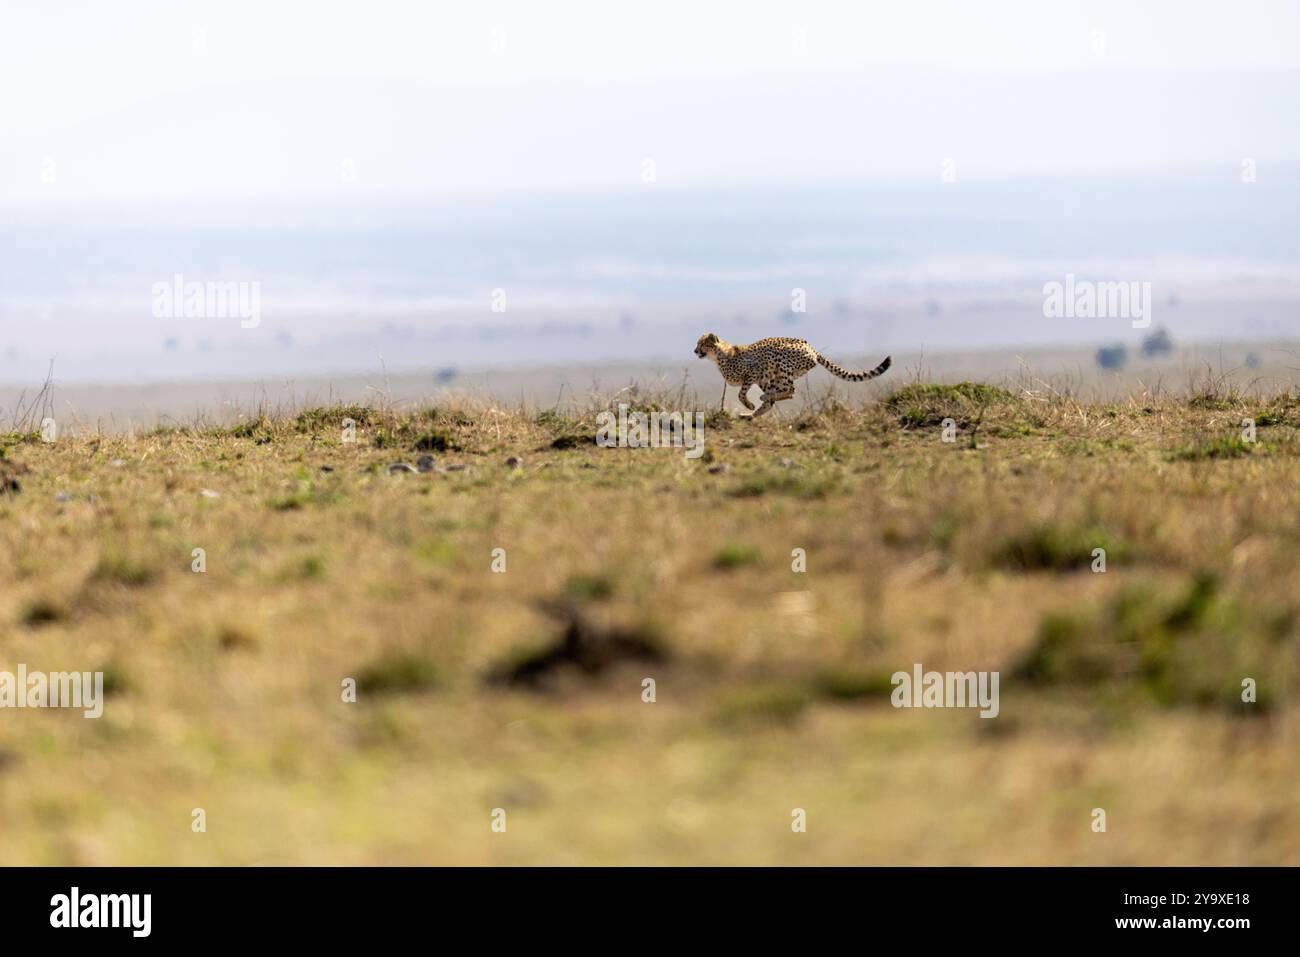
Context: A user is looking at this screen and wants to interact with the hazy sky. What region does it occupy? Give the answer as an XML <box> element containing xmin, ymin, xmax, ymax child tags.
<box><xmin>5</xmin><ymin>0</ymin><xmax>1299</xmax><ymax>113</ymax></box>
<box><xmin>3</xmin><ymin>2</ymin><xmax>1300</xmax><ymax>381</ymax></box>
<box><xmin>2</xmin><ymin>1</ymin><xmax>1298</xmax><ymax>201</ymax></box>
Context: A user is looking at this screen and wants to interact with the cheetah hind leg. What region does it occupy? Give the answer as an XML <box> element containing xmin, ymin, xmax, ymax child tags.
<box><xmin>750</xmin><ymin>382</ymin><xmax>795</xmax><ymax>419</ymax></box>
<box><xmin>736</xmin><ymin>381</ymin><xmax>756</xmax><ymax>412</ymax></box>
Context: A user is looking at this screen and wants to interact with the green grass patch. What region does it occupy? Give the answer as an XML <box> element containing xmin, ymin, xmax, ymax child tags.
<box><xmin>885</xmin><ymin>382</ymin><xmax>1015</xmax><ymax>429</ymax></box>
<box><xmin>1016</xmin><ymin>574</ymin><xmax>1292</xmax><ymax>710</ymax></box>
<box><xmin>535</xmin><ymin>409</ymin><xmax>579</xmax><ymax>430</ymax></box>
<box><xmin>356</xmin><ymin>653</ymin><xmax>440</xmax><ymax>695</ymax></box>
<box><xmin>714</xmin><ymin>685</ymin><xmax>811</xmax><ymax>727</ymax></box>
<box><xmin>564</xmin><ymin>574</ymin><xmax>614</xmax><ymax>601</ymax></box>
<box><xmin>712</xmin><ymin>544</ymin><xmax>761</xmax><ymax>569</ymax></box>
<box><xmin>226</xmin><ymin>417</ymin><xmax>275</xmax><ymax>443</ymax></box>
<box><xmin>992</xmin><ymin>524</ymin><xmax>1128</xmax><ymax>572</ymax></box>
<box><xmin>812</xmin><ymin>667</ymin><xmax>896</xmax><ymax>701</ymax></box>
<box><xmin>728</xmin><ymin>471</ymin><xmax>838</xmax><ymax>500</ymax></box>
<box><xmin>293</xmin><ymin>405</ymin><xmax>379</xmax><ymax>432</ymax></box>
<box><xmin>1171</xmin><ymin>436</ymin><xmax>1258</xmax><ymax>461</ymax></box>
<box><xmin>92</xmin><ymin>549</ymin><xmax>159</xmax><ymax>588</ymax></box>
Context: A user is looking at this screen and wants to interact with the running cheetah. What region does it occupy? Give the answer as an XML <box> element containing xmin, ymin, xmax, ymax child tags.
<box><xmin>694</xmin><ymin>333</ymin><xmax>891</xmax><ymax>418</ymax></box>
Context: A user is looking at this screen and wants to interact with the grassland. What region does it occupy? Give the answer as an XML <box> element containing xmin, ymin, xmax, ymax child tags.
<box><xmin>2</xmin><ymin>374</ymin><xmax>1299</xmax><ymax>865</ymax></box>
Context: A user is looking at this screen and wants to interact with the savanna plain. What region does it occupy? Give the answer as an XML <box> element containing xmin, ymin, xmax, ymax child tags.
<box><xmin>1</xmin><ymin>368</ymin><xmax>1297</xmax><ymax>865</ymax></box>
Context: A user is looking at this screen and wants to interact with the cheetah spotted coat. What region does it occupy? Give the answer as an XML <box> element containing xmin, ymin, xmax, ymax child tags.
<box><xmin>694</xmin><ymin>334</ymin><xmax>891</xmax><ymax>417</ymax></box>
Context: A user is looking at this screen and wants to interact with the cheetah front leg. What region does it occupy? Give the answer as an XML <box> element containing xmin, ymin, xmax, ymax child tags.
<box><xmin>750</xmin><ymin>380</ymin><xmax>795</xmax><ymax>418</ymax></box>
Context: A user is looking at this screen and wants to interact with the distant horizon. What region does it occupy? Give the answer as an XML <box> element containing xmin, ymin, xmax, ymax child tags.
<box><xmin>4</xmin><ymin>169</ymin><xmax>1300</xmax><ymax>383</ymax></box>
<box><xmin>5</xmin><ymin>335</ymin><xmax>1299</xmax><ymax>432</ymax></box>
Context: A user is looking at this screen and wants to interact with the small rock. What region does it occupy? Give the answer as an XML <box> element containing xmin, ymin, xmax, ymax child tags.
<box><xmin>54</xmin><ymin>492</ymin><xmax>96</xmax><ymax>503</ymax></box>
<box><xmin>219</xmin><ymin>627</ymin><xmax>258</xmax><ymax>652</ymax></box>
<box><xmin>319</xmin><ymin>465</ymin><xmax>335</xmax><ymax>473</ymax></box>
<box><xmin>1</xmin><ymin>461</ymin><xmax>29</xmax><ymax>494</ymax></box>
<box><xmin>505</xmin><ymin>456</ymin><xmax>523</xmax><ymax>469</ymax></box>
<box><xmin>110</xmin><ymin>459</ymin><xmax>127</xmax><ymax>468</ymax></box>
<box><xmin>707</xmin><ymin>464</ymin><xmax>730</xmax><ymax>474</ymax></box>
<box><xmin>387</xmin><ymin>463</ymin><xmax>418</xmax><ymax>474</ymax></box>
<box><xmin>444</xmin><ymin>463</ymin><xmax>468</xmax><ymax>472</ymax></box>
<box><xmin>416</xmin><ymin>455</ymin><xmax>437</xmax><ymax>473</ymax></box>
<box><xmin>778</xmin><ymin>459</ymin><xmax>797</xmax><ymax>469</ymax></box>
<box><xmin>200</xmin><ymin>489</ymin><xmax>220</xmax><ymax>499</ymax></box>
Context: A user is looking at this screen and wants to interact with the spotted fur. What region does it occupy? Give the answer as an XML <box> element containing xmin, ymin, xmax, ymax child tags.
<box><xmin>694</xmin><ymin>333</ymin><xmax>891</xmax><ymax>418</ymax></box>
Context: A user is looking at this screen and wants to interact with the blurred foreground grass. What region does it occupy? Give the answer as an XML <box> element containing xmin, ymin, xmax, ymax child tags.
<box><xmin>1</xmin><ymin>376</ymin><xmax>1298</xmax><ymax>864</ymax></box>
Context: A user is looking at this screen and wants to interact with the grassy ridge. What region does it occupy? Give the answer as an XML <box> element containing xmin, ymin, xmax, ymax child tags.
<box><xmin>1</xmin><ymin>380</ymin><xmax>1298</xmax><ymax>864</ymax></box>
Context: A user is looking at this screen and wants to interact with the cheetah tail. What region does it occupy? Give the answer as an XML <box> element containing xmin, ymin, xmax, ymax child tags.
<box><xmin>816</xmin><ymin>353</ymin><xmax>892</xmax><ymax>382</ymax></box>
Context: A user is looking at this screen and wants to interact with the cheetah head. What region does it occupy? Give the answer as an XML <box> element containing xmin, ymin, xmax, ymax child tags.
<box><xmin>694</xmin><ymin>333</ymin><xmax>721</xmax><ymax>359</ymax></box>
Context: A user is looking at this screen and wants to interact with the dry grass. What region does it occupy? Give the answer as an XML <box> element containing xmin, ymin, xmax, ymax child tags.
<box><xmin>1</xmin><ymin>377</ymin><xmax>1299</xmax><ymax>864</ymax></box>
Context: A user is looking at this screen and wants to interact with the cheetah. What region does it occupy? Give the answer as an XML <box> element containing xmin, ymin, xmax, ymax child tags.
<box><xmin>694</xmin><ymin>333</ymin><xmax>891</xmax><ymax>418</ymax></box>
